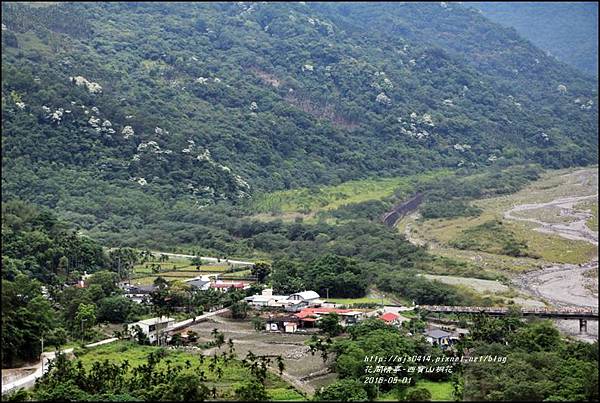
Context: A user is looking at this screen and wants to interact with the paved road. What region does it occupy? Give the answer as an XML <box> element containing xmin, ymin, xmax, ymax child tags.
<box><xmin>168</xmin><ymin>308</ymin><xmax>230</xmax><ymax>332</ymax></box>
<box><xmin>2</xmin><ymin>336</ymin><xmax>122</xmax><ymax>395</ymax></box>
<box><xmin>2</xmin><ymin>349</ymin><xmax>73</xmax><ymax>395</ymax></box>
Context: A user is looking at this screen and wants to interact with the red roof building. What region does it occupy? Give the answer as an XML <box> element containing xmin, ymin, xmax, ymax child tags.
<box><xmin>295</xmin><ymin>308</ymin><xmax>364</xmax><ymax>327</ymax></box>
<box><xmin>380</xmin><ymin>312</ymin><xmax>400</xmax><ymax>323</ymax></box>
<box><xmin>209</xmin><ymin>281</ymin><xmax>249</xmax><ymax>292</ymax></box>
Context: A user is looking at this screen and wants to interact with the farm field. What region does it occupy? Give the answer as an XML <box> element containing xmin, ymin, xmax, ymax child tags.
<box><xmin>187</xmin><ymin>315</ymin><xmax>334</xmax><ymax>396</ymax></box>
<box><xmin>130</xmin><ymin>254</ymin><xmax>253</xmax><ymax>286</ymax></box>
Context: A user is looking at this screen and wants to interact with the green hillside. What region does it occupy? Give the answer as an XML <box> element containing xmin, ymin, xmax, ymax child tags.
<box><xmin>2</xmin><ymin>2</ymin><xmax>597</xmax><ymax>239</ymax></box>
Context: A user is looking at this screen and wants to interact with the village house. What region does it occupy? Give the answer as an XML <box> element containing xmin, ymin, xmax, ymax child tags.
<box><xmin>379</xmin><ymin>312</ymin><xmax>402</xmax><ymax>326</ymax></box>
<box><xmin>295</xmin><ymin>307</ymin><xmax>365</xmax><ymax>328</ymax></box>
<box><xmin>121</xmin><ymin>284</ymin><xmax>156</xmax><ymax>304</ymax></box>
<box><xmin>423</xmin><ymin>328</ymin><xmax>452</xmax><ymax>348</ymax></box>
<box><xmin>244</xmin><ymin>289</ymin><xmax>323</xmax><ymax>311</ymax></box>
<box><xmin>183</xmin><ymin>275</ymin><xmax>211</xmax><ymax>291</ymax></box>
<box><xmin>210</xmin><ymin>280</ymin><xmax>250</xmax><ymax>292</ymax></box>
<box><xmin>129</xmin><ymin>316</ymin><xmax>175</xmax><ymax>344</ymax></box>
<box><xmin>265</xmin><ymin>315</ymin><xmax>300</xmax><ymax>333</ymax></box>
<box><xmin>244</xmin><ymin>288</ymin><xmax>292</xmax><ymax>308</ymax></box>
<box><xmin>285</xmin><ymin>291</ymin><xmax>322</xmax><ymax>311</ymax></box>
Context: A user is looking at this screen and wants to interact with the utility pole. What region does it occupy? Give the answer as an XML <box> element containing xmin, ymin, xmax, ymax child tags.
<box><xmin>326</xmin><ymin>288</ymin><xmax>329</xmax><ymax>300</ymax></box>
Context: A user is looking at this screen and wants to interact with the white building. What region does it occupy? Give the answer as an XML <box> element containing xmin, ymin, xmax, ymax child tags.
<box><xmin>129</xmin><ymin>316</ymin><xmax>175</xmax><ymax>344</ymax></box>
<box><xmin>245</xmin><ymin>288</ymin><xmax>291</xmax><ymax>308</ymax></box>
<box><xmin>245</xmin><ymin>289</ymin><xmax>322</xmax><ymax>311</ymax></box>
<box><xmin>183</xmin><ymin>275</ymin><xmax>212</xmax><ymax>290</ymax></box>
<box><xmin>285</xmin><ymin>290</ymin><xmax>321</xmax><ymax>311</ymax></box>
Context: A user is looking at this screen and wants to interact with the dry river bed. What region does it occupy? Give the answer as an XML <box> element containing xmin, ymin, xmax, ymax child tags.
<box><xmin>505</xmin><ymin>180</ymin><xmax>598</xmax><ymax>341</ymax></box>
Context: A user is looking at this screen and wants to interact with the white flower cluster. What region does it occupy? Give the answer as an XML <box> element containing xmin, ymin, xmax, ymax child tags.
<box><xmin>50</xmin><ymin>108</ymin><xmax>64</xmax><ymax>123</ymax></box>
<box><xmin>196</xmin><ymin>148</ymin><xmax>212</xmax><ymax>161</ymax></box>
<box><xmin>182</xmin><ymin>139</ymin><xmax>196</xmax><ymax>154</ymax></box>
<box><xmin>371</xmin><ymin>71</ymin><xmax>394</xmax><ymax>91</ymax></box>
<box><xmin>577</xmin><ymin>99</ymin><xmax>594</xmax><ymax>110</ymax></box>
<box><xmin>15</xmin><ymin>101</ymin><xmax>26</xmax><ymax>110</ymax></box>
<box><xmin>70</xmin><ymin>76</ymin><xmax>103</xmax><ymax>94</ymax></box>
<box><xmin>302</xmin><ymin>64</ymin><xmax>314</xmax><ymax>72</ymax></box>
<box><xmin>137</xmin><ymin>141</ymin><xmax>162</xmax><ymax>153</ymax></box>
<box><xmin>398</xmin><ymin>112</ymin><xmax>435</xmax><ymax>139</ymax></box>
<box><xmin>306</xmin><ymin>16</ymin><xmax>334</xmax><ymax>34</ymax></box>
<box><xmin>196</xmin><ymin>77</ymin><xmax>209</xmax><ymax>84</ymax></box>
<box><xmin>250</xmin><ymin>101</ymin><xmax>258</xmax><ymax>111</ymax></box>
<box><xmin>88</xmin><ymin>116</ymin><xmax>101</xmax><ymax>127</ymax></box>
<box><xmin>540</xmin><ymin>132</ymin><xmax>550</xmax><ymax>142</ymax></box>
<box><xmin>122</xmin><ymin>125</ymin><xmax>135</xmax><ymax>139</ymax></box>
<box><xmin>130</xmin><ymin>177</ymin><xmax>147</xmax><ymax>186</ymax></box>
<box><xmin>155</xmin><ymin>126</ymin><xmax>168</xmax><ymax>136</ymax></box>
<box><xmin>506</xmin><ymin>95</ymin><xmax>522</xmax><ymax>108</ymax></box>
<box><xmin>488</xmin><ymin>155</ymin><xmax>498</xmax><ymax>162</ymax></box>
<box><xmin>442</xmin><ymin>99</ymin><xmax>454</xmax><ymax>106</ymax></box>
<box><xmin>375</xmin><ymin>92</ymin><xmax>391</xmax><ymax>105</ymax></box>
<box><xmin>453</xmin><ymin>144</ymin><xmax>472</xmax><ymax>152</ymax></box>
<box><xmin>556</xmin><ymin>84</ymin><xmax>567</xmax><ymax>94</ymax></box>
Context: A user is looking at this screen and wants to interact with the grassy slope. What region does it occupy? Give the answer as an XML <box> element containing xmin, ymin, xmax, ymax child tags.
<box><xmin>250</xmin><ymin>169</ymin><xmax>452</xmax><ymax>216</ymax></box>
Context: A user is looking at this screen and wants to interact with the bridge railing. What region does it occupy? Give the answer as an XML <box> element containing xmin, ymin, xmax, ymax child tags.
<box><xmin>419</xmin><ymin>305</ymin><xmax>598</xmax><ymax>317</ymax></box>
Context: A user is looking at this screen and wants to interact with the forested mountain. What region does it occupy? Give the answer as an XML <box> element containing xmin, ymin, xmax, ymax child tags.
<box><xmin>469</xmin><ymin>2</ymin><xmax>598</xmax><ymax>77</ymax></box>
<box><xmin>2</xmin><ymin>2</ymin><xmax>597</xmax><ymax>235</ymax></box>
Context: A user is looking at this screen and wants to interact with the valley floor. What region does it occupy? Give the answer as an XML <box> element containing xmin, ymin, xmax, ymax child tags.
<box><xmin>399</xmin><ymin>167</ymin><xmax>598</xmax><ymax>341</ymax></box>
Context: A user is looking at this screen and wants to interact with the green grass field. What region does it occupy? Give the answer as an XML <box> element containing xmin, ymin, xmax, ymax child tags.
<box><xmin>75</xmin><ymin>341</ymin><xmax>304</xmax><ymax>400</ymax></box>
<box><xmin>377</xmin><ymin>380</ymin><xmax>454</xmax><ymax>401</ymax></box>
<box><xmin>250</xmin><ymin>169</ymin><xmax>451</xmax><ymax>215</ymax></box>
<box><xmin>409</xmin><ymin>380</ymin><xmax>454</xmax><ymax>401</ymax></box>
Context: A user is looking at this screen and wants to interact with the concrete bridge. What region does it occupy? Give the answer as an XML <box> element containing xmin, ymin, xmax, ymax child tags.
<box><xmin>419</xmin><ymin>305</ymin><xmax>599</xmax><ymax>333</ymax></box>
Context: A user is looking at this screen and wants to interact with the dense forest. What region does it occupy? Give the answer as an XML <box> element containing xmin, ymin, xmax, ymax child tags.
<box><xmin>470</xmin><ymin>2</ymin><xmax>598</xmax><ymax>76</ymax></box>
<box><xmin>2</xmin><ymin>2</ymin><xmax>597</xmax><ymax>240</ymax></box>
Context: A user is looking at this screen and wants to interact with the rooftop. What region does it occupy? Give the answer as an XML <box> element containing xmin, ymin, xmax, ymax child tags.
<box><xmin>380</xmin><ymin>312</ymin><xmax>400</xmax><ymax>322</ymax></box>
<box><xmin>211</xmin><ymin>282</ymin><xmax>246</xmax><ymax>289</ymax></box>
<box><xmin>136</xmin><ymin>316</ymin><xmax>175</xmax><ymax>326</ymax></box>
<box><xmin>289</xmin><ymin>291</ymin><xmax>320</xmax><ymax>300</ymax></box>
<box><xmin>295</xmin><ymin>307</ymin><xmax>353</xmax><ymax>319</ymax></box>
<box><xmin>424</xmin><ymin>329</ymin><xmax>451</xmax><ymax>339</ymax></box>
